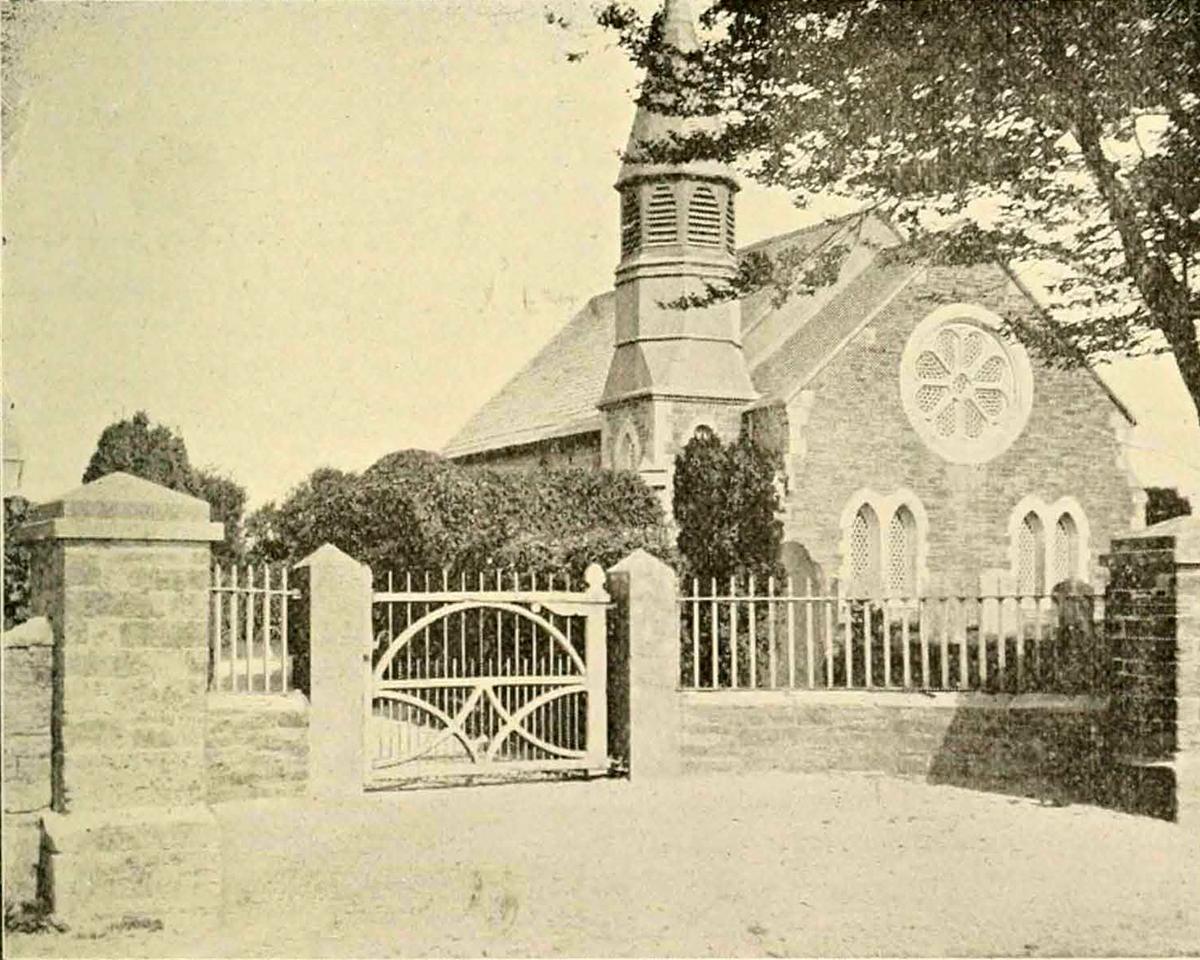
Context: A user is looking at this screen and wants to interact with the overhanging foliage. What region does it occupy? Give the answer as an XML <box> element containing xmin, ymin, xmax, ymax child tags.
<box><xmin>599</xmin><ymin>0</ymin><xmax>1200</xmax><ymax>421</ymax></box>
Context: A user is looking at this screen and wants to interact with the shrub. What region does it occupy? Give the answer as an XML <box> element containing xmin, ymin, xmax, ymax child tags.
<box><xmin>4</xmin><ymin>495</ymin><xmax>31</xmax><ymax>629</ymax></box>
<box><xmin>673</xmin><ymin>427</ymin><xmax>784</xmax><ymax>583</ymax></box>
<box><xmin>82</xmin><ymin>410</ymin><xmax>192</xmax><ymax>491</ymax></box>
<box><xmin>190</xmin><ymin>467</ymin><xmax>247</xmax><ymax>564</ymax></box>
<box><xmin>246</xmin><ymin>459</ymin><xmax>670</xmax><ymax>583</ymax></box>
<box><xmin>245</xmin><ymin>467</ymin><xmax>371</xmax><ymax>565</ymax></box>
<box><xmin>493</xmin><ymin>526</ymin><xmax>675</xmax><ymax>587</ymax></box>
<box><xmin>363</xmin><ymin>448</ymin><xmax>443</xmax><ymax>474</ymax></box>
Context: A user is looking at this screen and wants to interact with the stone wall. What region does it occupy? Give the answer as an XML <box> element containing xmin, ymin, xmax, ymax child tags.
<box><xmin>205</xmin><ymin>692</ymin><xmax>310</xmax><ymax>803</ymax></box>
<box><xmin>3</xmin><ymin>618</ymin><xmax>54</xmax><ymax>812</ymax></box>
<box><xmin>679</xmin><ymin>690</ymin><xmax>1109</xmax><ymax>804</ymax></box>
<box><xmin>41</xmin><ymin>806</ymin><xmax>221</xmax><ymax>931</ymax></box>
<box><xmin>1105</xmin><ymin>533</ymin><xmax>1178</xmax><ymax>763</ymax></box>
<box><xmin>664</xmin><ymin>398</ymin><xmax>746</xmax><ymax>454</ymax></box>
<box><xmin>775</xmin><ymin>262</ymin><xmax>1141</xmax><ymax>593</ymax></box>
<box><xmin>3</xmin><ymin>618</ymin><xmax>54</xmax><ymax>905</ymax></box>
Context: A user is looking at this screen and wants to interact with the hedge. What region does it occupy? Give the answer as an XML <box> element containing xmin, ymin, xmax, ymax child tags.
<box><xmin>246</xmin><ymin>456</ymin><xmax>672</xmax><ymax>584</ymax></box>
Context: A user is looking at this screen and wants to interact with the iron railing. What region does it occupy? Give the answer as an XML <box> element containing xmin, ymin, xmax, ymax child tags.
<box><xmin>679</xmin><ymin>577</ymin><xmax>1104</xmax><ymax>694</ymax></box>
<box><xmin>209</xmin><ymin>562</ymin><xmax>300</xmax><ymax>693</ymax></box>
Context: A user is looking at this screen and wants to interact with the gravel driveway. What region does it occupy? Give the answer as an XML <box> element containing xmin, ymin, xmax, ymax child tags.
<box><xmin>7</xmin><ymin>772</ymin><xmax>1199</xmax><ymax>957</ymax></box>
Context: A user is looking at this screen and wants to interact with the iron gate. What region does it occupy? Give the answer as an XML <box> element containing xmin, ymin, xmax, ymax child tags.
<box><xmin>367</xmin><ymin>565</ymin><xmax>609</xmax><ymax>786</ymax></box>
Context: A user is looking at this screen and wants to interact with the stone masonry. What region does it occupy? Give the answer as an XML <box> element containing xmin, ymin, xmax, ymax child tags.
<box><xmin>205</xmin><ymin>692</ymin><xmax>309</xmax><ymax>804</ymax></box>
<box><xmin>19</xmin><ymin>472</ymin><xmax>227</xmax><ymax>930</ymax></box>
<box><xmin>298</xmin><ymin>543</ymin><xmax>373</xmax><ymax>799</ymax></box>
<box><xmin>767</xmin><ymin>262</ymin><xmax>1141</xmax><ymax>593</ymax></box>
<box><xmin>3</xmin><ymin>617</ymin><xmax>54</xmax><ymax>904</ymax></box>
<box><xmin>607</xmin><ymin>550</ymin><xmax>682</xmax><ymax>778</ymax></box>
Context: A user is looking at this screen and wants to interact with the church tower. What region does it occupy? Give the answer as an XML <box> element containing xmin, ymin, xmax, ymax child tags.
<box><xmin>598</xmin><ymin>0</ymin><xmax>757</xmax><ymax>504</ymax></box>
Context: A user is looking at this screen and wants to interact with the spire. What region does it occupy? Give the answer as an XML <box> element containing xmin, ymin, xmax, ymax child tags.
<box><xmin>616</xmin><ymin>0</ymin><xmax>733</xmax><ymax>187</ymax></box>
<box><xmin>661</xmin><ymin>0</ymin><xmax>700</xmax><ymax>54</ymax></box>
<box><xmin>599</xmin><ymin>0</ymin><xmax>756</xmax><ymax>495</ymax></box>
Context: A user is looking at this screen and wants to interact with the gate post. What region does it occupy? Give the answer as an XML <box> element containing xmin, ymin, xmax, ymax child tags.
<box><xmin>583</xmin><ymin>563</ymin><xmax>610</xmax><ymax>771</ymax></box>
<box><xmin>15</xmin><ymin>472</ymin><xmax>224</xmax><ymax>931</ymax></box>
<box><xmin>607</xmin><ymin>550</ymin><xmax>680</xmax><ymax>779</ymax></box>
<box><xmin>1105</xmin><ymin>515</ymin><xmax>1200</xmax><ymax>831</ymax></box>
<box><xmin>297</xmin><ymin>544</ymin><xmax>373</xmax><ymax>799</ymax></box>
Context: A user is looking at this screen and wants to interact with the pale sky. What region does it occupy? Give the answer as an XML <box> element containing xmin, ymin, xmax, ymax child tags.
<box><xmin>3</xmin><ymin>0</ymin><xmax>1198</xmax><ymax>509</ymax></box>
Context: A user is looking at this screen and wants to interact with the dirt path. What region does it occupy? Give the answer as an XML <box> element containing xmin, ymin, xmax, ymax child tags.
<box><xmin>7</xmin><ymin>772</ymin><xmax>1199</xmax><ymax>957</ymax></box>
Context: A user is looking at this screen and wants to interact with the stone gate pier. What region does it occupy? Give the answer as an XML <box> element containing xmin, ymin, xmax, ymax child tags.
<box><xmin>15</xmin><ymin>472</ymin><xmax>225</xmax><ymax>930</ymax></box>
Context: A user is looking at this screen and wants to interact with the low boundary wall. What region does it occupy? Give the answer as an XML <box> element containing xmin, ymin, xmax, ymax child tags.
<box><xmin>205</xmin><ymin>692</ymin><xmax>310</xmax><ymax>804</ymax></box>
<box><xmin>3</xmin><ymin>618</ymin><xmax>54</xmax><ymax>906</ymax></box>
<box><xmin>679</xmin><ymin>690</ymin><xmax>1111</xmax><ymax>804</ymax></box>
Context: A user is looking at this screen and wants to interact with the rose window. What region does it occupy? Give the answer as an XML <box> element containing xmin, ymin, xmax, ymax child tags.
<box><xmin>912</xmin><ymin>323</ymin><xmax>1015</xmax><ymax>440</ymax></box>
<box><xmin>900</xmin><ymin>307</ymin><xmax>1033</xmax><ymax>464</ymax></box>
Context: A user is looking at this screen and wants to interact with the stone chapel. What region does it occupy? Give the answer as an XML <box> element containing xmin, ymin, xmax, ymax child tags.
<box><xmin>443</xmin><ymin>0</ymin><xmax>1144</xmax><ymax>597</ymax></box>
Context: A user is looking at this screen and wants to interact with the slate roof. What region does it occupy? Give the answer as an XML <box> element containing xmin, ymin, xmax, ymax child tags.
<box><xmin>443</xmin><ymin>294</ymin><xmax>614</xmax><ymax>458</ymax></box>
<box><xmin>750</xmin><ymin>260</ymin><xmax>916</xmax><ymax>401</ymax></box>
<box><xmin>442</xmin><ymin>214</ymin><xmax>911</xmax><ymax>459</ymax></box>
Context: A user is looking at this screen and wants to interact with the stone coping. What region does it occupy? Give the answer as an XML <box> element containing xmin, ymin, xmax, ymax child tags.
<box><xmin>1115</xmin><ymin>753</ymin><xmax>1180</xmax><ymax>770</ymax></box>
<box><xmin>206</xmin><ymin>690</ymin><xmax>311</xmax><ymax>713</ymax></box>
<box><xmin>18</xmin><ymin>517</ymin><xmax>225</xmax><ymax>543</ymax></box>
<box><xmin>17</xmin><ymin>472</ymin><xmax>225</xmax><ymax>543</ymax></box>
<box><xmin>1110</xmin><ymin>513</ymin><xmax>1200</xmax><ymax>564</ymax></box>
<box><xmin>34</xmin><ymin>472</ymin><xmax>210</xmax><ymax>518</ymax></box>
<box><xmin>1</xmin><ymin>616</ymin><xmax>52</xmax><ymax>648</ymax></box>
<box><xmin>679</xmin><ymin>688</ymin><xmax>1110</xmax><ymax>713</ymax></box>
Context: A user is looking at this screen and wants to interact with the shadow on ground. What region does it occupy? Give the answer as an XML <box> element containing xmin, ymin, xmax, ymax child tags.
<box><xmin>926</xmin><ymin>705</ymin><xmax>1177</xmax><ymax>820</ymax></box>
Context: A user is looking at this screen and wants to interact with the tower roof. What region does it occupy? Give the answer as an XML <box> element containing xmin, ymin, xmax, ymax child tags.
<box><xmin>616</xmin><ymin>0</ymin><xmax>736</xmax><ymax>188</ymax></box>
<box><xmin>660</xmin><ymin>0</ymin><xmax>701</xmax><ymax>53</ymax></box>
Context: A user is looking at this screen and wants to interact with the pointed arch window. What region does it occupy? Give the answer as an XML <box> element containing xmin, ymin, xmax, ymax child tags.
<box><xmin>615</xmin><ymin>423</ymin><xmax>641</xmax><ymax>472</ymax></box>
<box><xmin>1009</xmin><ymin>499</ymin><xmax>1089</xmax><ymax>595</ymax></box>
<box><xmin>849</xmin><ymin>504</ymin><xmax>881</xmax><ymax>596</ymax></box>
<box><xmin>620</xmin><ymin>189</ymin><xmax>641</xmax><ymax>258</ymax></box>
<box><xmin>887</xmin><ymin>506</ymin><xmax>918</xmax><ymax>597</ymax></box>
<box><xmin>645</xmin><ymin>185</ymin><xmax>678</xmax><ymax>246</ymax></box>
<box><xmin>1016</xmin><ymin>511</ymin><xmax>1045</xmax><ymax>596</ymax></box>
<box><xmin>1053</xmin><ymin>512</ymin><xmax>1080</xmax><ymax>588</ymax></box>
<box><xmin>842</xmin><ymin>492</ymin><xmax>927</xmax><ymax>599</ymax></box>
<box><xmin>687</xmin><ymin>185</ymin><xmax>721</xmax><ymax>247</ymax></box>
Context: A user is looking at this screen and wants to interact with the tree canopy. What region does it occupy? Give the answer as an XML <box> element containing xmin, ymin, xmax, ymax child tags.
<box><xmin>83</xmin><ymin>410</ymin><xmax>193</xmax><ymax>491</ymax></box>
<box><xmin>599</xmin><ymin>0</ymin><xmax>1200</xmax><ymax>421</ymax></box>
<box><xmin>81</xmin><ymin>410</ymin><xmax>246</xmax><ymax>561</ymax></box>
